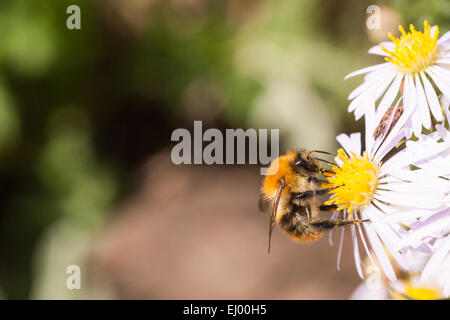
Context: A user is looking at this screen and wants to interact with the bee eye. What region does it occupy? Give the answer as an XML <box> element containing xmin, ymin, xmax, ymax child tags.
<box><xmin>294</xmin><ymin>158</ymin><xmax>306</xmax><ymax>168</ymax></box>
<box><xmin>307</xmin><ymin>177</ymin><xmax>313</xmax><ymax>183</ymax></box>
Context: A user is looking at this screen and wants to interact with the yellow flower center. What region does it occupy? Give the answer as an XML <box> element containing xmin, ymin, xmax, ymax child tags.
<box><xmin>392</xmin><ymin>279</ymin><xmax>443</xmax><ymax>300</ymax></box>
<box><xmin>382</xmin><ymin>21</ymin><xmax>439</xmax><ymax>74</ymax></box>
<box><xmin>404</xmin><ymin>285</ymin><xmax>442</xmax><ymax>300</ymax></box>
<box><xmin>324</xmin><ymin>149</ymin><xmax>379</xmax><ymax>214</ymax></box>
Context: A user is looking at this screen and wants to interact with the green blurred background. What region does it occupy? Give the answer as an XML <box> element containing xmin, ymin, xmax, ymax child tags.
<box><xmin>0</xmin><ymin>0</ymin><xmax>448</xmax><ymax>299</ymax></box>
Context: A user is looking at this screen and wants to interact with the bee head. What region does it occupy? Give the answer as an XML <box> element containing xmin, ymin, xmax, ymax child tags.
<box><xmin>292</xmin><ymin>151</ymin><xmax>320</xmax><ymax>174</ymax></box>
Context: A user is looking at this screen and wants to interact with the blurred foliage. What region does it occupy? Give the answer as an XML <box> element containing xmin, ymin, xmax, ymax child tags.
<box><xmin>390</xmin><ymin>0</ymin><xmax>450</xmax><ymax>30</ymax></box>
<box><xmin>0</xmin><ymin>0</ymin><xmax>447</xmax><ymax>298</ymax></box>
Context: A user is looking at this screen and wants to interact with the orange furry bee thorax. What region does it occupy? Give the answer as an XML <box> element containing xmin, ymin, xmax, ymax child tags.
<box><xmin>261</xmin><ymin>151</ymin><xmax>299</xmax><ymax>200</ymax></box>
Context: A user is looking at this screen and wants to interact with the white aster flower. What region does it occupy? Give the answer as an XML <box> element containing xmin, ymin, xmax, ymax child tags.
<box><xmin>391</xmin><ymin>126</ymin><xmax>450</xmax><ymax>248</ymax></box>
<box><xmin>324</xmin><ymin>102</ymin><xmax>448</xmax><ymax>281</ymax></box>
<box><xmin>388</xmin><ymin>126</ymin><xmax>450</xmax><ymax>297</ymax></box>
<box><xmin>422</xmin><ymin>234</ymin><xmax>450</xmax><ymax>297</ymax></box>
<box><xmin>350</xmin><ymin>251</ymin><xmax>449</xmax><ymax>300</ymax></box>
<box><xmin>346</xmin><ymin>21</ymin><xmax>450</xmax><ymax>138</ymax></box>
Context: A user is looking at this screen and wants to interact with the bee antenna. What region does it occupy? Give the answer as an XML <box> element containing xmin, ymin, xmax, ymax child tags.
<box><xmin>311</xmin><ymin>150</ymin><xmax>337</xmax><ymax>156</ymax></box>
<box><xmin>313</xmin><ymin>157</ymin><xmax>335</xmax><ymax>166</ymax></box>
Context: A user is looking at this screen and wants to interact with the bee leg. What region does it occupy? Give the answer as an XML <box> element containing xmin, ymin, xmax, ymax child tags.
<box><xmin>305</xmin><ymin>205</ymin><xmax>311</xmax><ymax>223</ymax></box>
<box><xmin>311</xmin><ymin>218</ymin><xmax>369</xmax><ymax>231</ymax></box>
<box><xmin>319</xmin><ymin>204</ymin><xmax>338</xmax><ymax>212</ymax></box>
<box><xmin>320</xmin><ymin>168</ymin><xmax>335</xmax><ymax>175</ymax></box>
<box><xmin>293</xmin><ymin>188</ymin><xmax>333</xmax><ymax>200</ymax></box>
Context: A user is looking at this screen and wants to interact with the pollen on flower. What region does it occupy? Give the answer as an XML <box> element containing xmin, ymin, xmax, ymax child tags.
<box><xmin>323</xmin><ymin>149</ymin><xmax>379</xmax><ymax>214</ymax></box>
<box><xmin>390</xmin><ymin>279</ymin><xmax>443</xmax><ymax>300</ymax></box>
<box><xmin>403</xmin><ymin>285</ymin><xmax>442</xmax><ymax>300</ymax></box>
<box><xmin>381</xmin><ymin>21</ymin><xmax>439</xmax><ymax>74</ymax></box>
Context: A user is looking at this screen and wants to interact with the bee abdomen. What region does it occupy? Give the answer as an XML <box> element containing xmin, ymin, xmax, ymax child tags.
<box><xmin>278</xmin><ymin>210</ymin><xmax>322</xmax><ymax>242</ymax></box>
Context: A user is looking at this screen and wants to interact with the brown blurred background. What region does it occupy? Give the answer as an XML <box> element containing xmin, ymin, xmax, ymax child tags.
<box><xmin>0</xmin><ymin>0</ymin><xmax>448</xmax><ymax>299</ymax></box>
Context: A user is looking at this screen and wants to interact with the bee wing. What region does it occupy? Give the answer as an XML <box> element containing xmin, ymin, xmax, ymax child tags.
<box><xmin>268</xmin><ymin>180</ymin><xmax>285</xmax><ymax>254</ymax></box>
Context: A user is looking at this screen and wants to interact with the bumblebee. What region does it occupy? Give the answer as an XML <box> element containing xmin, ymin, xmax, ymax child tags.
<box><xmin>260</xmin><ymin>150</ymin><xmax>368</xmax><ymax>253</ymax></box>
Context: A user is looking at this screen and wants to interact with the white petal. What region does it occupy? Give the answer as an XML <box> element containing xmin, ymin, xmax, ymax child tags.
<box><xmin>414</xmin><ymin>74</ymin><xmax>432</xmax><ymax>129</ymax></box>
<box><xmin>375</xmin><ymin>74</ymin><xmax>403</xmax><ymax>124</ymax></box>
<box><xmin>328</xmin><ymin>211</ymin><xmax>339</xmax><ymax>246</ymax></box>
<box><xmin>403</xmin><ymin>74</ymin><xmax>418</xmax><ymax>111</ymax></box>
<box><xmin>336</xmin><ymin>133</ymin><xmax>361</xmax><ymax>156</ymax></box>
<box><xmin>438</xmin><ymin>31</ymin><xmax>450</xmax><ymax>46</ymax></box>
<box><xmin>421</xmin><ymin>238</ymin><xmax>450</xmax><ymax>281</ymax></box>
<box><xmin>401</xmin><ymin>75</ymin><xmax>417</xmax><ymax>139</ymax></box>
<box><xmin>344</xmin><ymin>63</ymin><xmax>390</xmax><ymax>80</ymax></box>
<box><xmin>420</xmin><ymin>72</ymin><xmax>443</xmax><ymax>121</ymax></box>
<box><xmin>373</xmin><ymin>72</ymin><xmax>397</xmax><ymax>101</ymax></box>
<box><xmin>382</xmin><ymin>139</ymin><xmax>450</xmax><ymax>172</ymax></box>
<box><xmin>356</xmin><ymin>221</ymin><xmax>377</xmax><ymax>267</ymax></box>
<box><xmin>348</xmin><ymin>93</ymin><xmax>366</xmax><ymax>114</ymax></box>
<box><xmin>368</xmin><ymin>42</ymin><xmax>394</xmax><ymax>56</ymax></box>
<box><xmin>351</xmin><ymin>225</ymin><xmax>364</xmax><ymax>279</ymax></box>
<box><xmin>436</xmin><ymin>59</ymin><xmax>450</xmax><ymax>65</ymax></box>
<box><xmin>396</xmin><ymin>214</ymin><xmax>450</xmax><ymax>249</ymax></box>
<box><xmin>336</xmin><ymin>227</ymin><xmax>345</xmax><ymax>271</ymax></box>
<box><xmin>363</xmin><ymin>222</ymin><xmax>396</xmax><ymax>281</ymax></box>
<box><xmin>348</xmin><ymin>67</ymin><xmax>393</xmax><ymax>100</ymax></box>
<box><xmin>426</xmin><ymin>67</ymin><xmax>450</xmax><ymax>102</ymax></box>
<box><xmin>440</xmin><ymin>96</ymin><xmax>450</xmax><ymax>125</ymax></box>
<box><xmin>374</xmin><ymin>190</ymin><xmax>443</xmax><ymax>209</ymax></box>
<box><xmin>430</xmin><ymin>65</ymin><xmax>450</xmax><ymax>81</ymax></box>
<box><xmin>364</xmin><ymin>95</ymin><xmax>377</xmax><ymax>152</ymax></box>
<box><xmin>367</xmin><ymin>207</ymin><xmax>410</xmax><ymax>270</ymax></box>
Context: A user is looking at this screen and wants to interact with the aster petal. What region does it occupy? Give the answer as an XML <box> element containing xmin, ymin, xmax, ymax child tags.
<box><xmin>374</xmin><ymin>73</ymin><xmax>403</xmax><ymax>124</ymax></box>
<box><xmin>368</xmin><ymin>41</ymin><xmax>395</xmax><ymax>56</ymax></box>
<box><xmin>351</xmin><ymin>225</ymin><xmax>364</xmax><ymax>279</ymax></box>
<box><xmin>403</xmin><ymin>75</ymin><xmax>418</xmax><ymax>131</ymax></box>
<box><xmin>437</xmin><ymin>30</ymin><xmax>450</xmax><ymax>46</ymax></box>
<box><xmin>356</xmin><ymin>221</ymin><xmax>377</xmax><ymax>267</ymax></box>
<box><xmin>336</xmin><ymin>227</ymin><xmax>345</xmax><ymax>271</ymax></box>
<box><xmin>367</xmin><ymin>206</ymin><xmax>410</xmax><ymax>270</ymax></box>
<box><xmin>436</xmin><ymin>124</ymin><xmax>449</xmax><ymax>139</ymax></box>
<box><xmin>411</xmin><ymin>108</ymin><xmax>423</xmax><ymax>137</ymax></box>
<box><xmin>436</xmin><ymin>58</ymin><xmax>450</xmax><ymax>65</ymax></box>
<box><xmin>364</xmin><ymin>95</ymin><xmax>377</xmax><ymax>152</ymax></box>
<box><xmin>381</xmin><ymin>139</ymin><xmax>450</xmax><ymax>172</ymax></box>
<box><xmin>380</xmin><ymin>206</ymin><xmax>438</xmax><ymax>225</ymax></box>
<box><xmin>421</xmin><ymin>238</ymin><xmax>450</xmax><ymax>282</ymax></box>
<box><xmin>374</xmin><ymin>189</ymin><xmax>443</xmax><ymax>209</ymax></box>
<box><xmin>328</xmin><ymin>211</ymin><xmax>339</xmax><ymax>246</ymax></box>
<box><xmin>426</xmin><ymin>67</ymin><xmax>450</xmax><ymax>100</ymax></box>
<box><xmin>336</xmin><ymin>133</ymin><xmax>361</xmax><ymax>157</ymax></box>
<box><xmin>364</xmin><ymin>64</ymin><xmax>396</xmax><ymax>82</ymax></box>
<box><xmin>420</xmin><ymin>71</ymin><xmax>443</xmax><ymax>121</ymax></box>
<box><xmin>344</xmin><ymin>63</ymin><xmax>390</xmax><ymax>80</ymax></box>
<box><xmin>378</xmin><ymin>176</ymin><xmax>448</xmax><ymax>194</ymax></box>
<box><xmin>373</xmin><ymin>130</ymin><xmax>404</xmax><ymax>163</ymax></box>
<box><xmin>414</xmin><ymin>74</ymin><xmax>432</xmax><ymax>129</ymax></box>
<box><xmin>429</xmin><ymin>65</ymin><xmax>450</xmax><ymax>90</ymax></box>
<box><xmin>362</xmin><ymin>221</ymin><xmax>396</xmax><ymax>281</ymax></box>
<box><xmin>396</xmin><ymin>214</ymin><xmax>450</xmax><ymax>249</ymax></box>
<box><xmin>348</xmin><ymin>93</ymin><xmax>366</xmax><ymax>115</ymax></box>
<box><xmin>353</xmin><ymin>93</ymin><xmax>378</xmax><ymax>121</ymax></box>
<box><xmin>356</xmin><ymin>220</ymin><xmax>376</xmax><ymax>265</ymax></box>
<box><xmin>430</xmin><ymin>25</ymin><xmax>439</xmax><ymax>38</ymax></box>
<box><xmin>348</xmin><ymin>71</ymin><xmax>392</xmax><ymax>101</ymax></box>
